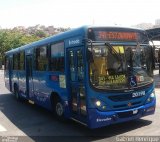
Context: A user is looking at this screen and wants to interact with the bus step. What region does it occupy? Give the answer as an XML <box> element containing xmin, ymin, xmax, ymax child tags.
<box><xmin>28</xmin><ymin>100</ymin><xmax>35</xmax><ymax>105</ymax></box>
<box><xmin>71</xmin><ymin>118</ymin><xmax>87</xmax><ymax>126</ymax></box>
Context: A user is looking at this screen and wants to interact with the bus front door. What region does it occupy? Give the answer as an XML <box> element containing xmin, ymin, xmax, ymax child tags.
<box><xmin>26</xmin><ymin>55</ymin><xmax>34</xmax><ymax>100</ymax></box>
<box><xmin>67</xmin><ymin>48</ymin><xmax>87</xmax><ymax>122</ymax></box>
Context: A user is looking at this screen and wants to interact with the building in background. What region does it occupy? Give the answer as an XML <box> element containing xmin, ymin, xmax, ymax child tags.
<box><xmin>133</xmin><ymin>19</ymin><xmax>160</xmax><ymax>30</ymax></box>
<box><xmin>133</xmin><ymin>23</ymin><xmax>153</xmax><ymax>29</ymax></box>
<box><xmin>155</xmin><ymin>19</ymin><xmax>160</xmax><ymax>25</ymax></box>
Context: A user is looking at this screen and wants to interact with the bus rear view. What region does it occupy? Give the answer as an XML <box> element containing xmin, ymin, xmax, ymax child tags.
<box><xmin>86</xmin><ymin>27</ymin><xmax>156</xmax><ymax>128</ymax></box>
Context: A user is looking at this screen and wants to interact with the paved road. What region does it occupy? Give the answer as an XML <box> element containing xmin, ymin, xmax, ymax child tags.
<box><xmin>0</xmin><ymin>70</ymin><xmax>160</xmax><ymax>142</ymax></box>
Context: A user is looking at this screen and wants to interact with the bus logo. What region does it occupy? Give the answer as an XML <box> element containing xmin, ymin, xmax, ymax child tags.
<box><xmin>69</xmin><ymin>39</ymin><xmax>80</xmax><ymax>46</ymax></box>
<box><xmin>66</xmin><ymin>36</ymin><xmax>82</xmax><ymax>47</ymax></box>
<box><xmin>128</xmin><ymin>102</ymin><xmax>132</xmax><ymax>107</ymax></box>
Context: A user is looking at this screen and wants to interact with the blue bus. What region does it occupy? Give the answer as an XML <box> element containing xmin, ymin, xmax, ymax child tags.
<box><xmin>4</xmin><ymin>26</ymin><xmax>156</xmax><ymax>128</ymax></box>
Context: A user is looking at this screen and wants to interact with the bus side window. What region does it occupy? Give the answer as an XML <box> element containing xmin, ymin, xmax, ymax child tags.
<box><xmin>36</xmin><ymin>46</ymin><xmax>48</xmax><ymax>71</ymax></box>
<box><xmin>5</xmin><ymin>56</ymin><xmax>11</xmax><ymax>71</ymax></box>
<box><xmin>50</xmin><ymin>42</ymin><xmax>64</xmax><ymax>72</ymax></box>
<box><xmin>19</xmin><ymin>52</ymin><xmax>25</xmax><ymax>70</ymax></box>
<box><xmin>4</xmin><ymin>56</ymin><xmax>8</xmax><ymax>70</ymax></box>
<box><xmin>77</xmin><ymin>50</ymin><xmax>84</xmax><ymax>81</ymax></box>
<box><xmin>13</xmin><ymin>53</ymin><xmax>20</xmax><ymax>70</ymax></box>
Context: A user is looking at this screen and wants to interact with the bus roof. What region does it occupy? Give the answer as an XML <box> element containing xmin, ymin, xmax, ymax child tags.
<box><xmin>5</xmin><ymin>26</ymin><xmax>145</xmax><ymax>55</ymax></box>
<box><xmin>5</xmin><ymin>26</ymin><xmax>88</xmax><ymax>55</ymax></box>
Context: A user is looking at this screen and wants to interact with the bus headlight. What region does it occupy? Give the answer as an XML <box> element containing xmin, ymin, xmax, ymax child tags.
<box><xmin>146</xmin><ymin>91</ymin><xmax>155</xmax><ymax>104</ymax></box>
<box><xmin>95</xmin><ymin>100</ymin><xmax>101</xmax><ymax>107</ymax></box>
<box><xmin>91</xmin><ymin>98</ymin><xmax>107</xmax><ymax>111</ymax></box>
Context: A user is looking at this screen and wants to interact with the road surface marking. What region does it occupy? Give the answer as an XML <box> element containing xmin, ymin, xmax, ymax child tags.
<box><xmin>0</xmin><ymin>124</ymin><xmax>7</xmax><ymax>132</ymax></box>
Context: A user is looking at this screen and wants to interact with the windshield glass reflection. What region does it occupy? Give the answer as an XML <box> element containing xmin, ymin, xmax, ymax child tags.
<box><xmin>88</xmin><ymin>43</ymin><xmax>153</xmax><ymax>90</ymax></box>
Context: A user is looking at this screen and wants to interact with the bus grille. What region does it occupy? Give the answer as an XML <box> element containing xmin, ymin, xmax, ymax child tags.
<box><xmin>113</xmin><ymin>101</ymin><xmax>141</xmax><ymax>109</ymax></box>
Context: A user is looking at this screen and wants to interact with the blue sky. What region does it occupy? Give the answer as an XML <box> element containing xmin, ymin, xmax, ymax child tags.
<box><xmin>0</xmin><ymin>0</ymin><xmax>160</xmax><ymax>28</ymax></box>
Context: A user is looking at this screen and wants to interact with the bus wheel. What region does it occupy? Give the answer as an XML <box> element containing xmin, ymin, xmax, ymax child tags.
<box><xmin>14</xmin><ymin>85</ymin><xmax>20</xmax><ymax>101</ymax></box>
<box><xmin>54</xmin><ymin>99</ymin><xmax>64</xmax><ymax>119</ymax></box>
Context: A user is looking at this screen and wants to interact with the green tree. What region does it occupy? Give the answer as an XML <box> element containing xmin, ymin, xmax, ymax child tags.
<box><xmin>0</xmin><ymin>25</ymin><xmax>70</xmax><ymax>67</ymax></box>
<box><xmin>0</xmin><ymin>29</ymin><xmax>41</xmax><ymax>65</ymax></box>
<box><xmin>35</xmin><ymin>30</ymin><xmax>47</xmax><ymax>38</ymax></box>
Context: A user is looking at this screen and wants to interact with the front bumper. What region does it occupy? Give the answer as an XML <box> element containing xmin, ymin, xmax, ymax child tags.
<box><xmin>87</xmin><ymin>100</ymin><xmax>156</xmax><ymax>129</ymax></box>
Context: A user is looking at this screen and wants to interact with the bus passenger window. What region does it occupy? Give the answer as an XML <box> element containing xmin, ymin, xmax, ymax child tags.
<box><xmin>19</xmin><ymin>52</ymin><xmax>25</xmax><ymax>70</ymax></box>
<box><xmin>4</xmin><ymin>56</ymin><xmax>8</xmax><ymax>70</ymax></box>
<box><xmin>36</xmin><ymin>46</ymin><xmax>48</xmax><ymax>71</ymax></box>
<box><xmin>50</xmin><ymin>42</ymin><xmax>64</xmax><ymax>72</ymax></box>
<box><xmin>13</xmin><ymin>53</ymin><xmax>20</xmax><ymax>70</ymax></box>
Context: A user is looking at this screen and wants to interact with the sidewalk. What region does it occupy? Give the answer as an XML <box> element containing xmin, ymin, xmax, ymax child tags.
<box><xmin>0</xmin><ymin>70</ymin><xmax>4</xmax><ymax>74</ymax></box>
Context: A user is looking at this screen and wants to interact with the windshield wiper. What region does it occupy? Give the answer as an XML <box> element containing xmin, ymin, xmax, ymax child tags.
<box><xmin>105</xmin><ymin>42</ymin><xmax>121</xmax><ymax>59</ymax></box>
<box><xmin>105</xmin><ymin>42</ymin><xmax>125</xmax><ymax>73</ymax></box>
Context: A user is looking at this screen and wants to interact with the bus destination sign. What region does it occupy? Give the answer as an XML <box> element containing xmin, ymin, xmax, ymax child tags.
<box><xmin>97</xmin><ymin>31</ymin><xmax>138</xmax><ymax>41</ymax></box>
<box><xmin>87</xmin><ymin>28</ymin><xmax>145</xmax><ymax>42</ymax></box>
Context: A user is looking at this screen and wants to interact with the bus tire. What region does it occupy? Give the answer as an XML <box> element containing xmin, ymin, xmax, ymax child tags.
<box><xmin>14</xmin><ymin>84</ymin><xmax>20</xmax><ymax>101</ymax></box>
<box><xmin>53</xmin><ymin>95</ymin><xmax>64</xmax><ymax>120</ymax></box>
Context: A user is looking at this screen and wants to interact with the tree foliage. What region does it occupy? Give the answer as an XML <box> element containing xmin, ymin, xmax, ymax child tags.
<box><xmin>0</xmin><ymin>29</ymin><xmax>42</xmax><ymax>64</ymax></box>
<box><xmin>0</xmin><ymin>26</ymin><xmax>70</xmax><ymax>65</ymax></box>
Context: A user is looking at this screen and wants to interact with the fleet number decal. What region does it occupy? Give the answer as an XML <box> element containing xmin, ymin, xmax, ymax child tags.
<box><xmin>132</xmin><ymin>91</ymin><xmax>145</xmax><ymax>98</ymax></box>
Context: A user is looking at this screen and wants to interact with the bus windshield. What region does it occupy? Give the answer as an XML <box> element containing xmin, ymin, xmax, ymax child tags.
<box><xmin>88</xmin><ymin>43</ymin><xmax>153</xmax><ymax>90</ymax></box>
